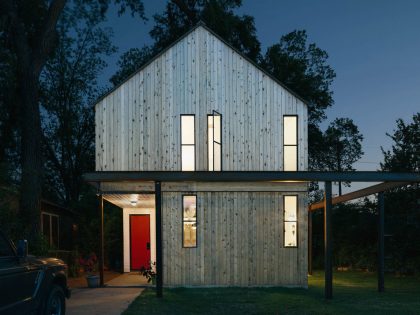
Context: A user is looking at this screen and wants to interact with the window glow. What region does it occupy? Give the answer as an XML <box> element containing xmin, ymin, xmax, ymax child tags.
<box><xmin>283</xmin><ymin>115</ymin><xmax>298</xmax><ymax>171</ymax></box>
<box><xmin>284</xmin><ymin>146</ymin><xmax>297</xmax><ymax>171</ymax></box>
<box><xmin>183</xmin><ymin>195</ymin><xmax>197</xmax><ymax>247</ymax></box>
<box><xmin>284</xmin><ymin>196</ymin><xmax>298</xmax><ymax>247</ymax></box>
<box><xmin>181</xmin><ymin>115</ymin><xmax>195</xmax><ymax>171</ymax></box>
<box><xmin>284</xmin><ymin>116</ymin><xmax>297</xmax><ymax>145</ymax></box>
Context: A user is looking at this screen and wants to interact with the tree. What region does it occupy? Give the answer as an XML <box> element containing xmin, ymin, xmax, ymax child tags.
<box><xmin>322</xmin><ymin>118</ymin><xmax>363</xmax><ymax>195</ymax></box>
<box><xmin>262</xmin><ymin>30</ymin><xmax>335</xmax><ymax>127</ymax></box>
<box><xmin>111</xmin><ymin>0</ymin><xmax>261</xmax><ymax>86</ymax></box>
<box><xmin>40</xmin><ymin>6</ymin><xmax>116</xmax><ymax>205</ymax></box>
<box><xmin>110</xmin><ymin>46</ymin><xmax>154</xmax><ymax>86</ymax></box>
<box><xmin>0</xmin><ymin>0</ymin><xmax>145</xmax><ymax>239</ymax></box>
<box><xmin>381</xmin><ymin>113</ymin><xmax>420</xmax><ymax>172</ymax></box>
<box><xmin>380</xmin><ymin>113</ymin><xmax>420</xmax><ymax>273</ymax></box>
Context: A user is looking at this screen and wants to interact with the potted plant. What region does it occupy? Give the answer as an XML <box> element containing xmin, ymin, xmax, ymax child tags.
<box><xmin>79</xmin><ymin>252</ymin><xmax>100</xmax><ymax>288</ymax></box>
<box><xmin>140</xmin><ymin>261</ymin><xmax>156</xmax><ymax>284</ymax></box>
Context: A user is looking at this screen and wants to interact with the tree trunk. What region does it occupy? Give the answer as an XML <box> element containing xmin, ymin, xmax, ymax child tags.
<box><xmin>19</xmin><ymin>67</ymin><xmax>43</xmax><ymax>239</ymax></box>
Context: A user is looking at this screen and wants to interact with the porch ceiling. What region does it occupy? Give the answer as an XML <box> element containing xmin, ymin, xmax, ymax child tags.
<box><xmin>103</xmin><ymin>193</ymin><xmax>155</xmax><ymax>209</ymax></box>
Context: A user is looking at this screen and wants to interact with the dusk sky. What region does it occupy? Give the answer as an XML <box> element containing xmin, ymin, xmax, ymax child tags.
<box><xmin>100</xmin><ymin>0</ymin><xmax>420</xmax><ymax>193</ymax></box>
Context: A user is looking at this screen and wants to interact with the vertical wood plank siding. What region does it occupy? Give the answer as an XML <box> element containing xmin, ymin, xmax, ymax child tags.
<box><xmin>162</xmin><ymin>191</ymin><xmax>308</xmax><ymax>287</ymax></box>
<box><xmin>95</xmin><ymin>26</ymin><xmax>309</xmax><ymax>287</ymax></box>
<box><xmin>95</xmin><ymin>26</ymin><xmax>308</xmax><ymax>172</ymax></box>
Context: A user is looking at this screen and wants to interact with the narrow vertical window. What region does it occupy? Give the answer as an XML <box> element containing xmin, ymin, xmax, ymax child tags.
<box><xmin>283</xmin><ymin>115</ymin><xmax>298</xmax><ymax>171</ymax></box>
<box><xmin>183</xmin><ymin>195</ymin><xmax>197</xmax><ymax>247</ymax></box>
<box><xmin>208</xmin><ymin>111</ymin><xmax>222</xmax><ymax>171</ymax></box>
<box><xmin>284</xmin><ymin>195</ymin><xmax>298</xmax><ymax>247</ymax></box>
<box><xmin>181</xmin><ymin>115</ymin><xmax>195</xmax><ymax>171</ymax></box>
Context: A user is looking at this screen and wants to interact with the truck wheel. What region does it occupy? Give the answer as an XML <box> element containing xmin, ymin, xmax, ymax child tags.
<box><xmin>43</xmin><ymin>284</ymin><xmax>65</xmax><ymax>315</ymax></box>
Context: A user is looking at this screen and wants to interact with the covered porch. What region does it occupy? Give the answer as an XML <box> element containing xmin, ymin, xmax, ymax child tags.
<box><xmin>84</xmin><ymin>171</ymin><xmax>420</xmax><ymax>299</ymax></box>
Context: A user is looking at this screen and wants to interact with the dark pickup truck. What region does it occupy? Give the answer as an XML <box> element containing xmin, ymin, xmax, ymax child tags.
<box><xmin>0</xmin><ymin>231</ymin><xmax>71</xmax><ymax>315</ymax></box>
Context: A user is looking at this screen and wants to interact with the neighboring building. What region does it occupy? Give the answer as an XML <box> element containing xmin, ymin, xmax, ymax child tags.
<box><xmin>92</xmin><ymin>23</ymin><xmax>308</xmax><ymax>287</ymax></box>
<box><xmin>40</xmin><ymin>199</ymin><xmax>77</xmax><ymax>251</ymax></box>
<box><xmin>0</xmin><ymin>186</ymin><xmax>77</xmax><ymax>251</ymax></box>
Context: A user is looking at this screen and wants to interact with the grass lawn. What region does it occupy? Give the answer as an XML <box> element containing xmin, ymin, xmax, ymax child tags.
<box><xmin>123</xmin><ymin>271</ymin><xmax>420</xmax><ymax>315</ymax></box>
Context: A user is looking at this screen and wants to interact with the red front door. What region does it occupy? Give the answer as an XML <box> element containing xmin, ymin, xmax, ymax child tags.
<box><xmin>130</xmin><ymin>215</ymin><xmax>151</xmax><ymax>270</ymax></box>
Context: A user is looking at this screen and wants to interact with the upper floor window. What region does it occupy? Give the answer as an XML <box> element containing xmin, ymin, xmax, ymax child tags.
<box><xmin>181</xmin><ymin>115</ymin><xmax>195</xmax><ymax>171</ymax></box>
<box><xmin>283</xmin><ymin>115</ymin><xmax>298</xmax><ymax>171</ymax></box>
<box><xmin>208</xmin><ymin>111</ymin><xmax>222</xmax><ymax>171</ymax></box>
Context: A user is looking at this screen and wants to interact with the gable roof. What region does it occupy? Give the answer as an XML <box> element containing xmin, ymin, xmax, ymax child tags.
<box><xmin>95</xmin><ymin>21</ymin><xmax>309</xmax><ymax>106</ymax></box>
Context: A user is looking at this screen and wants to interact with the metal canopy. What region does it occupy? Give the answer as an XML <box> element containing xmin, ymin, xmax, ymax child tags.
<box><xmin>84</xmin><ymin>171</ymin><xmax>420</xmax><ymax>183</ymax></box>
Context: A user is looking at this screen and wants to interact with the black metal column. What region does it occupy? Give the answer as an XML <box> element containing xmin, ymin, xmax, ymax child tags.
<box><xmin>378</xmin><ymin>192</ymin><xmax>385</xmax><ymax>292</ymax></box>
<box><xmin>98</xmin><ymin>194</ymin><xmax>105</xmax><ymax>287</ymax></box>
<box><xmin>308</xmin><ymin>210</ymin><xmax>313</xmax><ymax>276</ymax></box>
<box><xmin>155</xmin><ymin>181</ymin><xmax>163</xmax><ymax>297</ymax></box>
<box><xmin>324</xmin><ymin>181</ymin><xmax>333</xmax><ymax>299</ymax></box>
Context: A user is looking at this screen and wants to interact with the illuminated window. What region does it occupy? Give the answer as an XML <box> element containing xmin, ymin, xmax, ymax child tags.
<box><xmin>208</xmin><ymin>111</ymin><xmax>222</xmax><ymax>171</ymax></box>
<box><xmin>41</xmin><ymin>212</ymin><xmax>59</xmax><ymax>248</ymax></box>
<box><xmin>283</xmin><ymin>116</ymin><xmax>298</xmax><ymax>171</ymax></box>
<box><xmin>183</xmin><ymin>195</ymin><xmax>197</xmax><ymax>247</ymax></box>
<box><xmin>284</xmin><ymin>195</ymin><xmax>298</xmax><ymax>247</ymax></box>
<box><xmin>181</xmin><ymin>115</ymin><xmax>195</xmax><ymax>171</ymax></box>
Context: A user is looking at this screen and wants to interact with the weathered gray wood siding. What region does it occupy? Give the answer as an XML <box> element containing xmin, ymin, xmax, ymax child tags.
<box><xmin>162</xmin><ymin>189</ymin><xmax>308</xmax><ymax>287</ymax></box>
<box><xmin>95</xmin><ymin>26</ymin><xmax>308</xmax><ymax>171</ymax></box>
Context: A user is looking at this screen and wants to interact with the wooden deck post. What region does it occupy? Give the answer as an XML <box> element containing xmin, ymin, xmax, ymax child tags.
<box><xmin>378</xmin><ymin>192</ymin><xmax>385</xmax><ymax>292</ymax></box>
<box><xmin>98</xmin><ymin>193</ymin><xmax>105</xmax><ymax>287</ymax></box>
<box><xmin>308</xmin><ymin>210</ymin><xmax>313</xmax><ymax>276</ymax></box>
<box><xmin>155</xmin><ymin>181</ymin><xmax>163</xmax><ymax>297</ymax></box>
<box><xmin>324</xmin><ymin>181</ymin><xmax>333</xmax><ymax>299</ymax></box>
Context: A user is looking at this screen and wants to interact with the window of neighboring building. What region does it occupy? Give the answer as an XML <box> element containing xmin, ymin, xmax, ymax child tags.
<box><xmin>41</xmin><ymin>212</ymin><xmax>59</xmax><ymax>248</ymax></box>
<box><xmin>284</xmin><ymin>195</ymin><xmax>298</xmax><ymax>247</ymax></box>
<box><xmin>283</xmin><ymin>115</ymin><xmax>298</xmax><ymax>171</ymax></box>
<box><xmin>208</xmin><ymin>111</ymin><xmax>222</xmax><ymax>171</ymax></box>
<box><xmin>182</xmin><ymin>195</ymin><xmax>197</xmax><ymax>247</ymax></box>
<box><xmin>181</xmin><ymin>115</ymin><xmax>195</xmax><ymax>171</ymax></box>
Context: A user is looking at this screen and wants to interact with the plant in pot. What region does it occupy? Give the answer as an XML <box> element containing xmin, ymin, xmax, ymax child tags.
<box><xmin>140</xmin><ymin>261</ymin><xmax>156</xmax><ymax>284</ymax></box>
<box><xmin>79</xmin><ymin>252</ymin><xmax>99</xmax><ymax>288</ymax></box>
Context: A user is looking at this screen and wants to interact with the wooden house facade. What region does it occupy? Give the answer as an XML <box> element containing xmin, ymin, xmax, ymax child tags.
<box><xmin>93</xmin><ymin>24</ymin><xmax>309</xmax><ymax>287</ymax></box>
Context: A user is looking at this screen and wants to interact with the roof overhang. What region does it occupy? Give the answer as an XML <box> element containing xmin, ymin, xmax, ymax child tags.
<box><xmin>83</xmin><ymin>171</ymin><xmax>420</xmax><ymax>184</ymax></box>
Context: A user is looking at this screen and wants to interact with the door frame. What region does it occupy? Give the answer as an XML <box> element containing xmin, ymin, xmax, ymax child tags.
<box><xmin>123</xmin><ymin>208</ymin><xmax>156</xmax><ymax>273</ymax></box>
<box><xmin>129</xmin><ymin>214</ymin><xmax>151</xmax><ymax>271</ymax></box>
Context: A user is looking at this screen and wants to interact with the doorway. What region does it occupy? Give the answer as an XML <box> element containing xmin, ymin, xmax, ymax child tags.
<box><xmin>129</xmin><ymin>214</ymin><xmax>151</xmax><ymax>271</ymax></box>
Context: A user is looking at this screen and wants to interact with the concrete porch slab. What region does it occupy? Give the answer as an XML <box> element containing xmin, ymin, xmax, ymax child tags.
<box><xmin>106</xmin><ymin>272</ymin><xmax>150</xmax><ymax>287</ymax></box>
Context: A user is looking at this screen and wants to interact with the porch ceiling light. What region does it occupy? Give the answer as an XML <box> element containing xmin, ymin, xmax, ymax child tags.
<box><xmin>130</xmin><ymin>200</ymin><xmax>137</xmax><ymax>206</ymax></box>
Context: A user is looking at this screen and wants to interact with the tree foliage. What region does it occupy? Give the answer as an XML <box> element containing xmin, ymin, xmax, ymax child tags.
<box><xmin>0</xmin><ymin>0</ymin><xmax>145</xmax><ymax>239</ymax></box>
<box><xmin>110</xmin><ymin>0</ymin><xmax>260</xmax><ymax>86</ymax></box>
<box><xmin>380</xmin><ymin>113</ymin><xmax>420</xmax><ymax>273</ymax></box>
<box><xmin>40</xmin><ymin>6</ymin><xmax>117</xmax><ymax>205</ymax></box>
<box><xmin>322</xmin><ymin>118</ymin><xmax>363</xmax><ymax>194</ymax></box>
<box><xmin>262</xmin><ymin>30</ymin><xmax>336</xmax><ymax>126</ymax></box>
<box><xmin>110</xmin><ymin>46</ymin><xmax>154</xmax><ymax>86</ymax></box>
<box><xmin>381</xmin><ymin>113</ymin><xmax>420</xmax><ymax>172</ymax></box>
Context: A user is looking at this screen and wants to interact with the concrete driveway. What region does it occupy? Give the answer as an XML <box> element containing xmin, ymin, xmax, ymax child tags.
<box><xmin>66</xmin><ymin>287</ymin><xmax>143</xmax><ymax>315</ymax></box>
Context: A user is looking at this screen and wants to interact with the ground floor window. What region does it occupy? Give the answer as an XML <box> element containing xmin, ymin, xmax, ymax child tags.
<box><xmin>41</xmin><ymin>212</ymin><xmax>59</xmax><ymax>248</ymax></box>
<box><xmin>284</xmin><ymin>195</ymin><xmax>298</xmax><ymax>247</ymax></box>
<box><xmin>182</xmin><ymin>195</ymin><xmax>197</xmax><ymax>247</ymax></box>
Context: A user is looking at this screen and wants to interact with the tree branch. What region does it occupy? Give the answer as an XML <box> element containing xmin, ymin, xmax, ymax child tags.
<box><xmin>33</xmin><ymin>0</ymin><xmax>67</xmax><ymax>77</ymax></box>
<box><xmin>171</xmin><ymin>0</ymin><xmax>197</xmax><ymax>23</ymax></box>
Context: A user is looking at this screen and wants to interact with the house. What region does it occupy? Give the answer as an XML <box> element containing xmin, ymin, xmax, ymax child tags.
<box><xmin>90</xmin><ymin>23</ymin><xmax>308</xmax><ymax>287</ymax></box>
<box><xmin>0</xmin><ymin>185</ymin><xmax>77</xmax><ymax>251</ymax></box>
<box><xmin>40</xmin><ymin>199</ymin><xmax>77</xmax><ymax>251</ymax></box>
